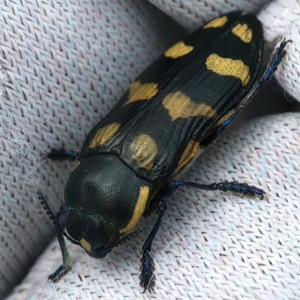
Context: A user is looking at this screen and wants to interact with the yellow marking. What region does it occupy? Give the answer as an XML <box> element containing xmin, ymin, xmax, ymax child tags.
<box><xmin>80</xmin><ymin>238</ymin><xmax>91</xmax><ymax>252</ymax></box>
<box><xmin>162</xmin><ymin>91</ymin><xmax>217</xmax><ymax>121</ymax></box>
<box><xmin>175</xmin><ymin>140</ymin><xmax>203</xmax><ymax>173</ymax></box>
<box><xmin>89</xmin><ymin>123</ymin><xmax>120</xmax><ymax>149</ymax></box>
<box><xmin>164</xmin><ymin>41</ymin><xmax>194</xmax><ymax>59</ymax></box>
<box><xmin>120</xmin><ymin>186</ymin><xmax>150</xmax><ymax>233</ymax></box>
<box><xmin>73</xmin><ymin>161</ymin><xmax>80</xmax><ymax>170</ymax></box>
<box><xmin>125</xmin><ymin>81</ymin><xmax>159</xmax><ymax>105</ymax></box>
<box><xmin>203</xmin><ymin>16</ymin><xmax>228</xmax><ymax>28</ymax></box>
<box><xmin>206</xmin><ymin>54</ymin><xmax>250</xmax><ymax>86</ymax></box>
<box><xmin>232</xmin><ymin>23</ymin><xmax>252</xmax><ymax>43</ymax></box>
<box><xmin>131</xmin><ymin>134</ymin><xmax>158</xmax><ymax>170</ymax></box>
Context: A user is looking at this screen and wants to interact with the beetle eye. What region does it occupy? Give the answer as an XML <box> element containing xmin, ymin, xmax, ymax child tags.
<box><xmin>89</xmin><ymin>218</ymin><xmax>120</xmax><ymax>250</ymax></box>
<box><xmin>89</xmin><ymin>219</ymin><xmax>111</xmax><ymax>248</ymax></box>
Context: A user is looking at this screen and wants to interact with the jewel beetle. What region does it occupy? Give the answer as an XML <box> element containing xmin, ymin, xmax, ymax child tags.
<box><xmin>38</xmin><ymin>11</ymin><xmax>288</xmax><ymax>292</ymax></box>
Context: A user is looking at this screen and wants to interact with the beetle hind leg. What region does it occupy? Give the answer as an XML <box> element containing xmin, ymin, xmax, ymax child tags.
<box><xmin>255</xmin><ymin>38</ymin><xmax>290</xmax><ymax>89</ymax></box>
<box><xmin>201</xmin><ymin>38</ymin><xmax>289</xmax><ymax>146</ymax></box>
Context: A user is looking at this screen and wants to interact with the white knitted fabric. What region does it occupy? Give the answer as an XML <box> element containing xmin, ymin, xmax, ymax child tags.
<box><xmin>258</xmin><ymin>1</ymin><xmax>300</xmax><ymax>101</ymax></box>
<box><xmin>1</xmin><ymin>0</ymin><xmax>300</xmax><ymax>299</ymax></box>
<box><xmin>6</xmin><ymin>114</ymin><xmax>300</xmax><ymax>299</ymax></box>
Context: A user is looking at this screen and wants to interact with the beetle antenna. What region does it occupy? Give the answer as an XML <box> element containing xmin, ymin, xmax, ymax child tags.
<box><xmin>38</xmin><ymin>190</ymin><xmax>56</xmax><ymax>221</ymax></box>
<box><xmin>37</xmin><ymin>190</ymin><xmax>79</xmax><ymax>245</ymax></box>
<box><xmin>37</xmin><ymin>190</ymin><xmax>65</xmax><ymax>236</ymax></box>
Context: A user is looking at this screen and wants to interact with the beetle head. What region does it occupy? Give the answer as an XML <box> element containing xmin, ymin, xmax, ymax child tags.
<box><xmin>65</xmin><ymin>208</ymin><xmax>120</xmax><ymax>258</ymax></box>
<box><xmin>63</xmin><ymin>154</ymin><xmax>151</xmax><ymax>258</ymax></box>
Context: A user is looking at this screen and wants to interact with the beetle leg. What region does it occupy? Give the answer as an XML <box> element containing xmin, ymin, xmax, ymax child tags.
<box><xmin>47</xmin><ymin>220</ymin><xmax>70</xmax><ymax>282</ymax></box>
<box><xmin>167</xmin><ymin>181</ymin><xmax>264</xmax><ymax>199</ymax></box>
<box><xmin>253</xmin><ymin>38</ymin><xmax>289</xmax><ymax>90</ymax></box>
<box><xmin>203</xmin><ymin>38</ymin><xmax>289</xmax><ymax>145</ymax></box>
<box><xmin>47</xmin><ymin>148</ymin><xmax>80</xmax><ymax>161</ymax></box>
<box><xmin>237</xmin><ymin>39</ymin><xmax>289</xmax><ymax>113</ymax></box>
<box><xmin>38</xmin><ymin>191</ymin><xmax>71</xmax><ymax>281</ymax></box>
<box><xmin>140</xmin><ymin>199</ymin><xmax>166</xmax><ymax>293</ymax></box>
<box><xmin>139</xmin><ymin>176</ymin><xmax>263</xmax><ymax>291</ymax></box>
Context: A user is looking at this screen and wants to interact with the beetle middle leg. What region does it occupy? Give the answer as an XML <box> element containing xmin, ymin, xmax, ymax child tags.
<box><xmin>140</xmin><ymin>198</ymin><xmax>166</xmax><ymax>292</ymax></box>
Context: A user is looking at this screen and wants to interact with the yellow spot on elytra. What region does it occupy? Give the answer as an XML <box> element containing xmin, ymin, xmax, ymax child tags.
<box><xmin>162</xmin><ymin>91</ymin><xmax>217</xmax><ymax>121</ymax></box>
<box><xmin>206</xmin><ymin>54</ymin><xmax>250</xmax><ymax>86</ymax></box>
<box><xmin>175</xmin><ymin>140</ymin><xmax>203</xmax><ymax>174</ymax></box>
<box><xmin>131</xmin><ymin>134</ymin><xmax>158</xmax><ymax>170</ymax></box>
<box><xmin>89</xmin><ymin>123</ymin><xmax>120</xmax><ymax>149</ymax></box>
<box><xmin>164</xmin><ymin>41</ymin><xmax>194</xmax><ymax>59</ymax></box>
<box><xmin>203</xmin><ymin>16</ymin><xmax>228</xmax><ymax>28</ymax></box>
<box><xmin>80</xmin><ymin>238</ymin><xmax>91</xmax><ymax>251</ymax></box>
<box><xmin>232</xmin><ymin>23</ymin><xmax>253</xmax><ymax>43</ymax></box>
<box><xmin>125</xmin><ymin>81</ymin><xmax>159</xmax><ymax>104</ymax></box>
<box><xmin>119</xmin><ymin>186</ymin><xmax>150</xmax><ymax>233</ymax></box>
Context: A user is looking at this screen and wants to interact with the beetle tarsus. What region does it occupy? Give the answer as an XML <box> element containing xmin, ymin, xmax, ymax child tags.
<box><xmin>215</xmin><ymin>181</ymin><xmax>264</xmax><ymax>199</ymax></box>
<box><xmin>47</xmin><ymin>148</ymin><xmax>80</xmax><ymax>161</ymax></box>
<box><xmin>140</xmin><ymin>250</ymin><xmax>155</xmax><ymax>293</ymax></box>
<box><xmin>257</xmin><ymin>38</ymin><xmax>290</xmax><ymax>87</ymax></box>
<box><xmin>48</xmin><ymin>264</ymin><xmax>70</xmax><ymax>282</ymax></box>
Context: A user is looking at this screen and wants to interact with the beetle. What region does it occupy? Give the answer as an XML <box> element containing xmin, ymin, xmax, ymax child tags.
<box><xmin>38</xmin><ymin>11</ymin><xmax>288</xmax><ymax>292</ymax></box>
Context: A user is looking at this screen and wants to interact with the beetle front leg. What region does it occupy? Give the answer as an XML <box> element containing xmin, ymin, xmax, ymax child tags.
<box><xmin>140</xmin><ymin>177</ymin><xmax>263</xmax><ymax>292</ymax></box>
<box><xmin>38</xmin><ymin>191</ymin><xmax>71</xmax><ymax>281</ymax></box>
<box><xmin>140</xmin><ymin>198</ymin><xmax>166</xmax><ymax>292</ymax></box>
<box><xmin>47</xmin><ymin>148</ymin><xmax>80</xmax><ymax>161</ymax></box>
<box><xmin>48</xmin><ymin>221</ymin><xmax>70</xmax><ymax>281</ymax></box>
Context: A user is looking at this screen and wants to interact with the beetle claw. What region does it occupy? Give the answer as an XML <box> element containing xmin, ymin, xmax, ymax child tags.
<box><xmin>139</xmin><ymin>250</ymin><xmax>155</xmax><ymax>292</ymax></box>
<box><xmin>48</xmin><ymin>264</ymin><xmax>70</xmax><ymax>282</ymax></box>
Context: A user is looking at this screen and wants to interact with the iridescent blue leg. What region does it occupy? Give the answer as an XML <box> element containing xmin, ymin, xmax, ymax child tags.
<box><xmin>140</xmin><ymin>198</ymin><xmax>166</xmax><ymax>293</ymax></box>
<box><xmin>204</xmin><ymin>39</ymin><xmax>289</xmax><ymax>144</ymax></box>
<box><xmin>139</xmin><ymin>174</ymin><xmax>264</xmax><ymax>292</ymax></box>
<box><xmin>226</xmin><ymin>39</ymin><xmax>289</xmax><ymax>125</ymax></box>
<box><xmin>47</xmin><ymin>148</ymin><xmax>80</xmax><ymax>161</ymax></box>
<box><xmin>38</xmin><ymin>191</ymin><xmax>75</xmax><ymax>281</ymax></box>
<box><xmin>167</xmin><ymin>180</ymin><xmax>264</xmax><ymax>199</ymax></box>
<box><xmin>199</xmin><ymin>41</ymin><xmax>288</xmax><ymax>196</ymax></box>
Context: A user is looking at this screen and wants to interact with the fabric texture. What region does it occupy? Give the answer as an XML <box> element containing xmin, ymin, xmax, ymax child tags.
<box><xmin>0</xmin><ymin>0</ymin><xmax>183</xmax><ymax>297</ymax></box>
<box><xmin>6</xmin><ymin>114</ymin><xmax>300</xmax><ymax>299</ymax></box>
<box><xmin>1</xmin><ymin>0</ymin><xmax>300</xmax><ymax>299</ymax></box>
<box><xmin>148</xmin><ymin>0</ymin><xmax>269</xmax><ymax>30</ymax></box>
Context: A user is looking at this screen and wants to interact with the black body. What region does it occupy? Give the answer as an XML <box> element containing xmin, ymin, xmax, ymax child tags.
<box><xmin>81</xmin><ymin>12</ymin><xmax>262</xmax><ymax>182</ymax></box>
<box><xmin>39</xmin><ymin>11</ymin><xmax>288</xmax><ymax>292</ymax></box>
